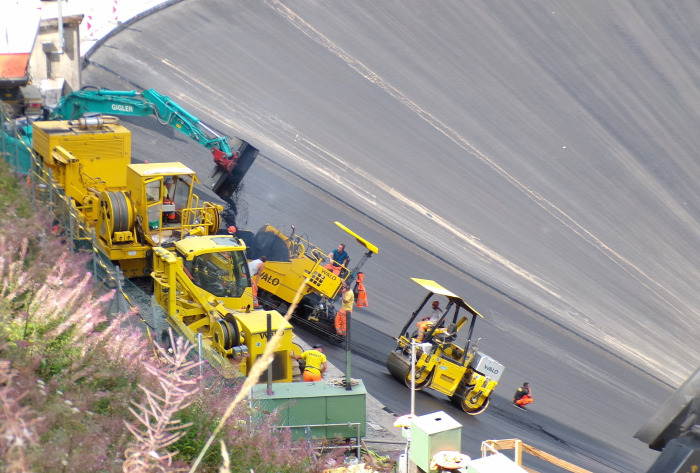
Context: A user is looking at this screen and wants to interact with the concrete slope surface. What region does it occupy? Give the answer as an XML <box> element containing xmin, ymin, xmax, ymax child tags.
<box><xmin>82</xmin><ymin>1</ymin><xmax>700</xmax><ymax>471</ymax></box>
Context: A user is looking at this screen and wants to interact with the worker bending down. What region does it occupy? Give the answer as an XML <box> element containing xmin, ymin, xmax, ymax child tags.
<box><xmin>513</xmin><ymin>382</ymin><xmax>533</xmax><ymax>410</ymax></box>
<box><xmin>247</xmin><ymin>256</ymin><xmax>267</xmax><ymax>308</ymax></box>
<box><xmin>291</xmin><ymin>344</ymin><xmax>327</xmax><ymax>381</ymax></box>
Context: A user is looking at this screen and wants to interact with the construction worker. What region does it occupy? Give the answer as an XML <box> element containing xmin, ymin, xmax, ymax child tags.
<box><xmin>335</xmin><ymin>283</ymin><xmax>354</xmax><ymax>337</ymax></box>
<box><xmin>291</xmin><ymin>345</ymin><xmax>327</xmax><ymax>381</ymax></box>
<box><xmin>324</xmin><ymin>243</ymin><xmax>349</xmax><ymax>276</ymax></box>
<box><xmin>247</xmin><ymin>256</ymin><xmax>267</xmax><ymax>307</ymax></box>
<box><xmin>162</xmin><ymin>176</ymin><xmax>177</xmax><ymax>223</ymax></box>
<box><xmin>513</xmin><ymin>382</ymin><xmax>533</xmax><ymax>410</ymax></box>
<box><xmin>416</xmin><ymin>300</ymin><xmax>443</xmax><ymax>342</ymax></box>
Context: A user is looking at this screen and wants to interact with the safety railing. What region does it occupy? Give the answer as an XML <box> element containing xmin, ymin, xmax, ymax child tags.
<box><xmin>273</xmin><ymin>422</ymin><xmax>363</xmax><ymax>459</ymax></box>
<box><xmin>481</xmin><ymin>439</ymin><xmax>593</xmax><ymax>473</ymax></box>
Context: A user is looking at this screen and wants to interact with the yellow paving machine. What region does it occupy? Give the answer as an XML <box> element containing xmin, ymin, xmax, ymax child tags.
<box><xmin>386</xmin><ymin>278</ymin><xmax>504</xmax><ymax>415</ymax></box>
<box><xmin>239</xmin><ymin>222</ymin><xmax>378</xmax><ymax>341</ymax></box>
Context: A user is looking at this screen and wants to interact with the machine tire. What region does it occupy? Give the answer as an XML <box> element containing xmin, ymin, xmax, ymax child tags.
<box><xmin>404</xmin><ymin>366</ymin><xmax>433</xmax><ymax>391</ymax></box>
<box><xmin>457</xmin><ymin>386</ymin><xmax>490</xmax><ymax>416</ymax></box>
<box><xmin>386</xmin><ymin>350</ymin><xmax>411</xmax><ymax>383</ymax></box>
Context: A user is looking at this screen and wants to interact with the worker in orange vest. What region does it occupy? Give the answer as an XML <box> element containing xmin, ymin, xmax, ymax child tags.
<box><xmin>513</xmin><ymin>382</ymin><xmax>533</xmax><ymax>410</ymax></box>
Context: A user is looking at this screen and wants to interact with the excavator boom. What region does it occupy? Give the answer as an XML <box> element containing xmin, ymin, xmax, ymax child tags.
<box><xmin>49</xmin><ymin>87</ymin><xmax>257</xmax><ymax>198</ymax></box>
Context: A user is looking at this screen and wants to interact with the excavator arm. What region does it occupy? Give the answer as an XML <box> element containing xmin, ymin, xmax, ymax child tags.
<box><xmin>49</xmin><ymin>87</ymin><xmax>258</xmax><ymax>198</ymax></box>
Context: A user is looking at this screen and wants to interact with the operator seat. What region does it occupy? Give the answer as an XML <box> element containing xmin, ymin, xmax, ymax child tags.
<box><xmin>434</xmin><ymin>323</ymin><xmax>458</xmax><ymax>344</ymax></box>
<box><xmin>443</xmin><ymin>323</ymin><xmax>458</xmax><ymax>343</ymax></box>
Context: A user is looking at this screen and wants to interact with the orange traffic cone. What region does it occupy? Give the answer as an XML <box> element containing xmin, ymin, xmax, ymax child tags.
<box><xmin>355</xmin><ymin>272</ymin><xmax>368</xmax><ymax>307</ymax></box>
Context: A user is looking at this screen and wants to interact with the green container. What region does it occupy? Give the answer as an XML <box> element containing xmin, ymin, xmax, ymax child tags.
<box><xmin>410</xmin><ymin>411</ymin><xmax>462</xmax><ymax>472</ymax></box>
<box><xmin>252</xmin><ymin>380</ymin><xmax>367</xmax><ymax>440</ymax></box>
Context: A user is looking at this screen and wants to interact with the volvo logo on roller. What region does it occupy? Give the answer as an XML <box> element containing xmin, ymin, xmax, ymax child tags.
<box><xmin>111</xmin><ymin>104</ymin><xmax>134</xmax><ymax>113</ymax></box>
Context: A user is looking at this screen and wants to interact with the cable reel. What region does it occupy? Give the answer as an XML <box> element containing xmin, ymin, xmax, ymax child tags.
<box><xmin>98</xmin><ymin>190</ymin><xmax>136</xmax><ymax>245</ymax></box>
<box><xmin>212</xmin><ymin>317</ymin><xmax>241</xmax><ymax>353</ymax></box>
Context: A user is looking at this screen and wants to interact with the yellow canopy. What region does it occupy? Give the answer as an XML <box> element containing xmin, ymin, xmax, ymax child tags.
<box><xmin>411</xmin><ymin>278</ymin><xmax>484</xmax><ymax>318</ymax></box>
<box><xmin>334</xmin><ymin>221</ymin><xmax>379</xmax><ymax>254</ymax></box>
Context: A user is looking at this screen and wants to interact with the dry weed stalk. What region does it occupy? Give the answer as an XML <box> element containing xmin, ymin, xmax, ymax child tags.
<box><xmin>123</xmin><ymin>331</ymin><xmax>201</xmax><ymax>473</ymax></box>
<box><xmin>188</xmin><ymin>280</ymin><xmax>310</xmax><ymax>473</ymax></box>
<box><xmin>217</xmin><ymin>440</ymin><xmax>230</xmax><ymax>473</ymax></box>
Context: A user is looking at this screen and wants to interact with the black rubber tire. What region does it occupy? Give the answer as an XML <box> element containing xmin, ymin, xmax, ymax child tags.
<box><xmin>458</xmin><ymin>386</ymin><xmax>490</xmax><ymax>416</ymax></box>
<box><xmin>404</xmin><ymin>366</ymin><xmax>433</xmax><ymax>391</ymax></box>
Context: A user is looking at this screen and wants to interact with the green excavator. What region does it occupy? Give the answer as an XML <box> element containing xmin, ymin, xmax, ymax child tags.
<box><xmin>10</xmin><ymin>86</ymin><xmax>257</xmax><ymax>198</ymax></box>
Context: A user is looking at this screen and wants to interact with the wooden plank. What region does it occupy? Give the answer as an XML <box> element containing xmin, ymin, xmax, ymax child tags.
<box><xmin>521</xmin><ymin>443</ymin><xmax>594</xmax><ymax>473</ymax></box>
<box><xmin>481</xmin><ymin>439</ymin><xmax>594</xmax><ymax>473</ymax></box>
